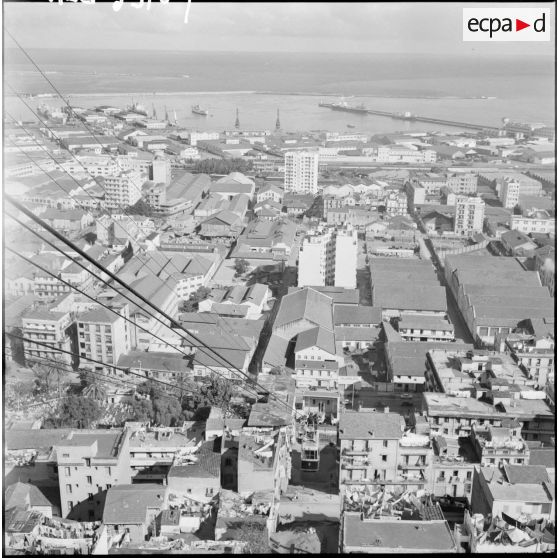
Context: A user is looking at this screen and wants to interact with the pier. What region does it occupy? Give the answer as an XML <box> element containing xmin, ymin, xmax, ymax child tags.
<box><xmin>318</xmin><ymin>103</ymin><xmax>501</xmax><ymax>132</ymax></box>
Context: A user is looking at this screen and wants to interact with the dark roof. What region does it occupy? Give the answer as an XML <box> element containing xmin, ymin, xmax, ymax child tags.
<box><xmin>334</xmin><ymin>305</ymin><xmax>382</xmax><ymax>326</ymax></box>
<box><xmin>117</xmin><ymin>351</ymin><xmax>189</xmax><ymax>373</ymax></box>
<box><xmin>274</xmin><ymin>287</ymin><xmax>333</xmax><ymax>331</ymax></box>
<box><xmin>5</xmin><ymin>482</ymin><xmax>55</xmax><ymax>510</ymax></box>
<box><xmin>103</xmin><ymin>484</ymin><xmax>166</xmax><ymax>525</ymax></box>
<box><xmin>294</xmin><ymin>326</ymin><xmax>336</xmax><ymax>355</ymax></box>
<box><xmin>504</xmin><ymin>464</ymin><xmax>550</xmax><ymax>485</ymax></box>
<box><xmin>529</xmin><ymin>448</ymin><xmax>556</xmax><ymax>469</ymax></box>
<box><xmin>373</xmin><ymin>284</ymin><xmax>447</xmax><ymax>312</ymax></box>
<box><xmin>168</xmin><ymin>438</ymin><xmax>222</xmax><ymax>479</ymax></box>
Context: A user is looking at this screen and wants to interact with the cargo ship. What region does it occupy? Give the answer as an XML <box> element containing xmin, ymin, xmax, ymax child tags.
<box><xmin>128</xmin><ymin>101</ymin><xmax>148</xmax><ymax>116</ymax></box>
<box><xmin>192</xmin><ymin>104</ymin><xmax>209</xmax><ymax>116</ymax></box>
<box><xmin>318</xmin><ymin>100</ymin><xmax>368</xmax><ymax>113</ymax></box>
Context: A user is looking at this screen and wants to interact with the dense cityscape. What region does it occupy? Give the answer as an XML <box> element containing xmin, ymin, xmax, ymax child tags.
<box><xmin>3</xmin><ymin>3</ymin><xmax>556</xmax><ymax>556</ymax></box>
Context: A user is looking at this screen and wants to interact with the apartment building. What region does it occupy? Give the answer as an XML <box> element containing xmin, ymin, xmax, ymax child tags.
<box><xmin>21</xmin><ymin>304</ymin><xmax>76</xmax><ymax>367</ymax></box>
<box><xmin>510</xmin><ymin>210</ymin><xmax>556</xmax><ymax>235</ymax></box>
<box><xmin>284</xmin><ymin>151</ymin><xmax>319</xmax><ymax>194</ymax></box>
<box><xmin>298</xmin><ymin>225</ymin><xmax>358</xmax><ymax>289</ymax></box>
<box><xmin>339</xmin><ymin>412</ymin><xmax>405</xmax><ymax>486</ymax></box>
<box><xmin>454</xmin><ymin>195</ymin><xmax>485</xmax><ymax>235</ymax></box>
<box><xmin>77</xmin><ymin>303</ymin><xmax>131</xmax><ymax>376</ymax></box>
<box><xmin>385</xmin><ymin>190</ymin><xmax>407</xmax><ymax>216</ymax></box>
<box><xmin>103</xmin><ymin>170</ymin><xmax>143</xmax><ymax>209</ymax></box>
<box><xmin>55</xmin><ymin>429</ymin><xmax>132</xmax><ymax>520</ymax></box>
<box><xmin>498</xmin><ymin>177</ymin><xmax>520</xmax><ymax>209</ymax></box>
<box><xmin>447</xmin><ymin>173</ymin><xmax>478</xmax><ymax>195</ymax></box>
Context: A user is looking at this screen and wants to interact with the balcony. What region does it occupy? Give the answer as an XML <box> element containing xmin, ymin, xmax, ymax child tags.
<box><xmin>342</xmin><ymin>462</ymin><xmax>368</xmax><ymax>470</ymax></box>
<box><xmin>343</xmin><ymin>448</ymin><xmax>369</xmax><ymax>456</ymax></box>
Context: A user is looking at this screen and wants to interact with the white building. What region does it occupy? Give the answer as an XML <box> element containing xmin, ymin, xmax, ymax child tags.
<box><xmin>188</xmin><ymin>131</ymin><xmax>220</xmax><ymax>147</ymax></box>
<box><xmin>454</xmin><ymin>195</ymin><xmax>485</xmax><ymax>236</ymax></box>
<box><xmin>510</xmin><ymin>211</ymin><xmax>556</xmax><ymax>235</ymax></box>
<box><xmin>499</xmin><ymin>177</ymin><xmax>520</xmax><ymax>209</ymax></box>
<box><xmin>385</xmin><ymin>190</ymin><xmax>408</xmax><ymax>216</ymax></box>
<box><xmin>298</xmin><ymin>225</ymin><xmax>358</xmax><ymax>289</ymax></box>
<box><xmin>103</xmin><ymin>170</ymin><xmax>143</xmax><ymax>209</ymax></box>
<box><xmin>77</xmin><ymin>304</ymin><xmax>132</xmax><ymax>376</ymax></box>
<box><xmin>284</xmin><ymin>151</ymin><xmax>319</xmax><ymax>194</ymax></box>
<box><xmin>447</xmin><ymin>173</ymin><xmax>478</xmax><ymax>195</ymax></box>
<box><xmin>151</xmin><ymin>156</ymin><xmax>171</xmax><ymax>186</ymax></box>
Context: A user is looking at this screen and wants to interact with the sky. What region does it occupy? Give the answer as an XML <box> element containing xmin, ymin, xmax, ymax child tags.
<box><xmin>3</xmin><ymin>1</ymin><xmax>556</xmax><ymax>55</ymax></box>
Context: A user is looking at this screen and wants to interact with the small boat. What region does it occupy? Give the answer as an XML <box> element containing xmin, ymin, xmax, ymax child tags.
<box><xmin>192</xmin><ymin>104</ymin><xmax>208</xmax><ymax>116</ymax></box>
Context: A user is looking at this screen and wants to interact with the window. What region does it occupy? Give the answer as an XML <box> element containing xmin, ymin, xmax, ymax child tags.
<box><xmin>66</xmin><ymin>484</ymin><xmax>72</xmax><ymax>493</ymax></box>
<box><xmin>88</xmin><ymin>493</ymin><xmax>93</xmax><ymax>500</ymax></box>
<box><xmin>466</xmin><ymin>471</ymin><xmax>472</xmax><ymax>480</ymax></box>
<box><xmin>106</xmin><ymin>467</ymin><xmax>111</xmax><ymax>475</ymax></box>
<box><xmin>87</xmin><ymin>476</ymin><xmax>92</xmax><ymax>484</ymax></box>
<box><xmin>68</xmin><ymin>501</ymin><xmax>73</xmax><ymax>510</ymax></box>
<box><xmin>381</xmin><ymin>455</ymin><xmax>387</xmax><ymax>462</ymax></box>
<box><xmin>187</xmin><ymin>489</ymin><xmax>192</xmax><ymax>494</ymax></box>
<box><xmin>106</xmin><ymin>484</ymin><xmax>112</xmax><ymax>490</ymax></box>
<box><xmin>383</xmin><ymin>440</ymin><xmax>388</xmax><ymax>448</ymax></box>
<box><xmin>65</xmin><ymin>467</ymin><xmax>71</xmax><ymax>476</ymax></box>
<box><xmin>85</xmin><ymin>458</ymin><xmax>91</xmax><ymax>467</ymax></box>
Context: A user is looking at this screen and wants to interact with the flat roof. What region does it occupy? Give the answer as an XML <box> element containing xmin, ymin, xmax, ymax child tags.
<box><xmin>343</xmin><ymin>513</ymin><xmax>456</xmax><ymax>551</ymax></box>
<box><xmin>339</xmin><ymin>412</ymin><xmax>404</xmax><ymax>440</ymax></box>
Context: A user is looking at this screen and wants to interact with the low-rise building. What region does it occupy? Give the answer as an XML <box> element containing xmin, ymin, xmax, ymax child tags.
<box><xmin>341</xmin><ymin>513</ymin><xmax>457</xmax><ymax>553</ymax></box>
<box><xmin>102</xmin><ymin>484</ymin><xmax>168</xmax><ymax>544</ymax></box>
<box><xmin>471</xmin><ymin>465</ymin><xmax>554</xmax><ymax>521</ymax></box>
<box><xmin>397</xmin><ymin>314</ymin><xmax>455</xmax><ymax>342</ymax></box>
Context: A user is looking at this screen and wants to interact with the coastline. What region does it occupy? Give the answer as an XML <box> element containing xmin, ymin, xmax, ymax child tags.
<box><xmin>8</xmin><ymin>90</ymin><xmax>495</xmax><ymax>102</ymax></box>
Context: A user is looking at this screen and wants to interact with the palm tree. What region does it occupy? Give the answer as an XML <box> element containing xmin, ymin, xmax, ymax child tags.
<box><xmin>82</xmin><ymin>375</ymin><xmax>108</xmax><ymax>403</ymax></box>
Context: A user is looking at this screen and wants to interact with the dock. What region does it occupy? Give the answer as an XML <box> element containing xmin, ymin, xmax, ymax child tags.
<box><xmin>318</xmin><ymin>103</ymin><xmax>500</xmax><ymax>132</ymax></box>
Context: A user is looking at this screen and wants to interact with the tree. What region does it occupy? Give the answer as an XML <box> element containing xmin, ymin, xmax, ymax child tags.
<box><xmin>82</xmin><ymin>379</ymin><xmax>109</xmax><ymax>403</ymax></box>
<box><xmin>195</xmin><ymin>374</ymin><xmax>233</xmax><ymax>414</ymax></box>
<box><xmin>153</xmin><ymin>397</ymin><xmax>184</xmax><ymax>426</ymax></box>
<box><xmin>125</xmin><ymin>397</ymin><xmax>154</xmax><ymax>423</ymax></box>
<box><xmin>46</xmin><ymin>396</ymin><xmax>102</xmax><ymax>429</ymax></box>
<box><xmin>179</xmin><ymin>286</ymin><xmax>211</xmax><ymax>313</ymax></box>
<box><xmin>234</xmin><ymin>258</ymin><xmax>250</xmax><ymax>276</ymax></box>
<box><xmin>83</xmin><ymin>232</ymin><xmax>97</xmax><ymax>245</ymax></box>
<box><xmin>32</xmin><ymin>361</ymin><xmax>71</xmax><ymax>398</ymax></box>
<box><xmin>192</xmin><ymin>158</ymin><xmax>253</xmax><ymax>175</ymax></box>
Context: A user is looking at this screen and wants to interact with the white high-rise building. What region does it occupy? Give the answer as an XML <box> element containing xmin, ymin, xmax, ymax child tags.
<box><xmin>151</xmin><ymin>156</ymin><xmax>171</xmax><ymax>185</ymax></box>
<box><xmin>298</xmin><ymin>225</ymin><xmax>357</xmax><ymax>288</ymax></box>
<box><xmin>103</xmin><ymin>170</ymin><xmax>142</xmax><ymax>209</ymax></box>
<box><xmin>284</xmin><ymin>151</ymin><xmax>319</xmax><ymax>194</ymax></box>
<box><xmin>454</xmin><ymin>195</ymin><xmax>485</xmax><ymax>236</ymax></box>
<box><xmin>499</xmin><ymin>177</ymin><xmax>520</xmax><ymax>209</ymax></box>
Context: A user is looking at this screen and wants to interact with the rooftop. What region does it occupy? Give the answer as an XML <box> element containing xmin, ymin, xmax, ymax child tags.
<box><xmin>334</xmin><ymin>304</ymin><xmax>382</xmax><ymax>326</ymax></box>
<box><xmin>339</xmin><ymin>412</ymin><xmax>404</xmax><ymax>440</ymax></box>
<box><xmin>168</xmin><ymin>437</ymin><xmax>222</xmax><ymax>479</ymax></box>
<box><xmin>274</xmin><ymin>287</ymin><xmax>333</xmax><ymax>332</ymax></box>
<box><xmin>103</xmin><ymin>484</ymin><xmax>167</xmax><ymax>525</ymax></box>
<box><xmin>343</xmin><ymin>513</ymin><xmax>457</xmax><ymax>551</ymax></box>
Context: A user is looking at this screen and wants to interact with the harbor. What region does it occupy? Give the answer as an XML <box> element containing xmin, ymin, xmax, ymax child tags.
<box><xmin>318</xmin><ymin>102</ymin><xmax>501</xmax><ymax>132</ymax></box>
